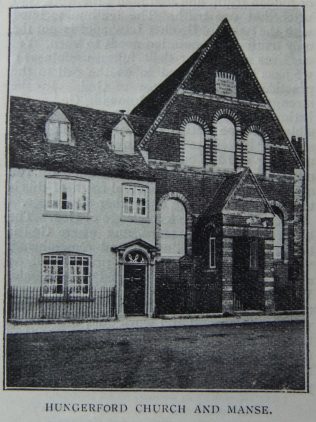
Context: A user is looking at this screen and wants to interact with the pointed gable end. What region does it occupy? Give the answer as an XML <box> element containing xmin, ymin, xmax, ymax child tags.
<box><xmin>222</xmin><ymin>168</ymin><xmax>273</xmax><ymax>216</ymax></box>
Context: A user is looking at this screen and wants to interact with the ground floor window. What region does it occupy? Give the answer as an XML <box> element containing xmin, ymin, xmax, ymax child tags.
<box><xmin>249</xmin><ymin>239</ymin><xmax>259</xmax><ymax>269</ymax></box>
<box><xmin>42</xmin><ymin>253</ymin><xmax>91</xmax><ymax>299</ymax></box>
<box><xmin>209</xmin><ymin>237</ymin><xmax>216</xmax><ymax>268</ymax></box>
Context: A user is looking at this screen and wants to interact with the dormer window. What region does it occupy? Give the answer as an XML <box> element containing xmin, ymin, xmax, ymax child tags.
<box><xmin>111</xmin><ymin>118</ymin><xmax>134</xmax><ymax>154</ymax></box>
<box><xmin>45</xmin><ymin>108</ymin><xmax>72</xmax><ymax>145</ymax></box>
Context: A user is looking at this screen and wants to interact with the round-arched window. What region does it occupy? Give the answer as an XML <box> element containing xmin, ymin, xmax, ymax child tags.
<box><xmin>216</xmin><ymin>118</ymin><xmax>235</xmax><ymax>171</ymax></box>
<box><xmin>247</xmin><ymin>132</ymin><xmax>264</xmax><ymax>174</ymax></box>
<box><xmin>161</xmin><ymin>199</ymin><xmax>186</xmax><ymax>257</ymax></box>
<box><xmin>184</xmin><ymin>123</ymin><xmax>204</xmax><ymax>167</ymax></box>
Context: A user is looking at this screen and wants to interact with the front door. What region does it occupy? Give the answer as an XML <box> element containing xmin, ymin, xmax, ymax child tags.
<box><xmin>124</xmin><ymin>264</ymin><xmax>146</xmax><ymax>316</ymax></box>
<box><xmin>233</xmin><ymin>237</ymin><xmax>264</xmax><ymax>311</ymax></box>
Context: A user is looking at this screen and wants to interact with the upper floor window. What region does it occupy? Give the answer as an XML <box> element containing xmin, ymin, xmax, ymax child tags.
<box><xmin>216</xmin><ymin>118</ymin><xmax>236</xmax><ymax>171</ymax></box>
<box><xmin>184</xmin><ymin>123</ymin><xmax>204</xmax><ymax>167</ymax></box>
<box><xmin>122</xmin><ymin>185</ymin><xmax>148</xmax><ymax>218</ymax></box>
<box><xmin>45</xmin><ymin>177</ymin><xmax>89</xmax><ymax>216</ymax></box>
<box><xmin>111</xmin><ymin>118</ymin><xmax>135</xmax><ymax>154</ymax></box>
<box><xmin>273</xmin><ymin>210</ymin><xmax>284</xmax><ymax>260</ymax></box>
<box><xmin>161</xmin><ymin>199</ymin><xmax>186</xmax><ymax>257</ymax></box>
<box><xmin>42</xmin><ymin>253</ymin><xmax>91</xmax><ymax>299</ymax></box>
<box><xmin>247</xmin><ymin>132</ymin><xmax>264</xmax><ymax>174</ymax></box>
<box><xmin>45</xmin><ymin>108</ymin><xmax>72</xmax><ymax>144</ymax></box>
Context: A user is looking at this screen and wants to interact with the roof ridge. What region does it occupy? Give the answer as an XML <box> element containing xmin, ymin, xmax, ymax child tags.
<box><xmin>10</xmin><ymin>95</ymin><xmax>154</xmax><ymax>121</ymax></box>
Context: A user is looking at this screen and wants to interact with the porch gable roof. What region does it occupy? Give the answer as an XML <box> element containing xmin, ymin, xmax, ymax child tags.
<box><xmin>200</xmin><ymin>168</ymin><xmax>274</xmax><ymax>223</ymax></box>
<box><xmin>111</xmin><ymin>239</ymin><xmax>159</xmax><ymax>253</ymax></box>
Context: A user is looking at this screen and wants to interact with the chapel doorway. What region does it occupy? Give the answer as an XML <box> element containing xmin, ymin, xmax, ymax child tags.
<box><xmin>124</xmin><ymin>251</ymin><xmax>147</xmax><ymax>316</ymax></box>
<box><xmin>232</xmin><ymin>237</ymin><xmax>264</xmax><ymax>311</ymax></box>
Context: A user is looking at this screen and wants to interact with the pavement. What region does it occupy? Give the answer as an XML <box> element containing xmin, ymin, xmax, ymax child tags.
<box><xmin>6</xmin><ymin>313</ymin><xmax>305</xmax><ymax>334</ymax></box>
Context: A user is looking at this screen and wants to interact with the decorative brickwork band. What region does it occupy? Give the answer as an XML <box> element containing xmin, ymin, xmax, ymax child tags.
<box><xmin>156</xmin><ymin>192</ymin><xmax>193</xmax><ymax>256</ymax></box>
<box><xmin>179</xmin><ymin>116</ymin><xmax>211</xmax><ymax>165</ymax></box>
<box><xmin>263</xmin><ymin>239</ymin><xmax>275</xmax><ymax>312</ymax></box>
<box><xmin>211</xmin><ymin>108</ymin><xmax>241</xmax><ymax>168</ymax></box>
<box><xmin>222</xmin><ymin>237</ymin><xmax>234</xmax><ymax>313</ymax></box>
<box><xmin>243</xmin><ymin>125</ymin><xmax>270</xmax><ymax>173</ymax></box>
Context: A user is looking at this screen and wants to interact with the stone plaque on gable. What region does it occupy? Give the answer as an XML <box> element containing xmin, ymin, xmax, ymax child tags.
<box><xmin>215</xmin><ymin>72</ymin><xmax>237</xmax><ymax>97</ymax></box>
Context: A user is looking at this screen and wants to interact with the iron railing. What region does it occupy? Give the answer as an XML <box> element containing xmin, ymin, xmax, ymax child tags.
<box><xmin>8</xmin><ymin>286</ymin><xmax>116</xmax><ymax>321</ymax></box>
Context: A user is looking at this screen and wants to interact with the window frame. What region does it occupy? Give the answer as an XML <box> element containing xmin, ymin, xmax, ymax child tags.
<box><xmin>121</xmin><ymin>184</ymin><xmax>150</xmax><ymax>222</ymax></box>
<box><xmin>216</xmin><ymin>117</ymin><xmax>236</xmax><ymax>172</ymax></box>
<box><xmin>44</xmin><ymin>176</ymin><xmax>90</xmax><ymax>219</ymax></box>
<box><xmin>273</xmin><ymin>211</ymin><xmax>284</xmax><ymax>261</ymax></box>
<box><xmin>41</xmin><ymin>252</ymin><xmax>92</xmax><ymax>301</ymax></box>
<box><xmin>46</xmin><ymin>119</ymin><xmax>72</xmax><ymax>145</ymax></box>
<box><xmin>160</xmin><ymin>199</ymin><xmax>186</xmax><ymax>258</ymax></box>
<box><xmin>247</xmin><ymin>132</ymin><xmax>265</xmax><ymax>175</ymax></box>
<box><xmin>209</xmin><ymin>237</ymin><xmax>216</xmax><ymax>269</ymax></box>
<box><xmin>184</xmin><ymin>122</ymin><xmax>205</xmax><ymax>168</ymax></box>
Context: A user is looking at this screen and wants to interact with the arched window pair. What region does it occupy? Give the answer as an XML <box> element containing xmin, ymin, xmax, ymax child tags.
<box><xmin>183</xmin><ymin>119</ymin><xmax>265</xmax><ymax>174</ymax></box>
<box><xmin>216</xmin><ymin>119</ymin><xmax>265</xmax><ymax>173</ymax></box>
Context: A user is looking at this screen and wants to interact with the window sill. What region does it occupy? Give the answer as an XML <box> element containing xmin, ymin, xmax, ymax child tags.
<box><xmin>120</xmin><ymin>215</ymin><xmax>151</xmax><ymax>223</ymax></box>
<box><xmin>43</xmin><ymin>211</ymin><xmax>91</xmax><ymax>219</ymax></box>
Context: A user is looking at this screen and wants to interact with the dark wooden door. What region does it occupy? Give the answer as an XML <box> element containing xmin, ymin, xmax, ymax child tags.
<box><xmin>124</xmin><ymin>264</ymin><xmax>146</xmax><ymax>316</ymax></box>
<box><xmin>233</xmin><ymin>237</ymin><xmax>264</xmax><ymax>311</ymax></box>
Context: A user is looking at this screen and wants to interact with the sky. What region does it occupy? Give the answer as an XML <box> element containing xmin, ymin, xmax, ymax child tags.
<box><xmin>9</xmin><ymin>5</ymin><xmax>306</xmax><ymax>138</ymax></box>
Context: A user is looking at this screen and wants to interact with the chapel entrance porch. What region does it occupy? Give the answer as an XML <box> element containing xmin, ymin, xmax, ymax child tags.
<box><xmin>232</xmin><ymin>237</ymin><xmax>265</xmax><ymax>311</ymax></box>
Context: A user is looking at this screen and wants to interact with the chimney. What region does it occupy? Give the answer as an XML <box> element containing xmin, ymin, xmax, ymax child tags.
<box><xmin>291</xmin><ymin>135</ymin><xmax>305</xmax><ymax>165</ymax></box>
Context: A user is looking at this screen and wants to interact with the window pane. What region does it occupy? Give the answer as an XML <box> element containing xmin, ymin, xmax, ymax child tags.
<box><xmin>184</xmin><ymin>123</ymin><xmax>204</xmax><ymax>146</ymax></box>
<box><xmin>209</xmin><ymin>238</ymin><xmax>216</xmax><ymax>268</ymax></box>
<box><xmin>248</xmin><ymin>152</ymin><xmax>264</xmax><ymax>174</ymax></box>
<box><xmin>61</xmin><ymin>179</ymin><xmax>74</xmax><ymax>210</ymax></box>
<box><xmin>217</xmin><ymin>150</ymin><xmax>235</xmax><ymax>170</ymax></box>
<box><xmin>161</xmin><ymin>234</ymin><xmax>185</xmax><ymax>256</ymax></box>
<box><xmin>113</xmin><ymin>130</ymin><xmax>123</xmax><ymax>151</ymax></box>
<box><xmin>274</xmin><ymin>246</ymin><xmax>282</xmax><ymax>260</ymax></box>
<box><xmin>75</xmin><ymin>181</ymin><xmax>88</xmax><ymax>212</ymax></box>
<box><xmin>42</xmin><ymin>255</ymin><xmax>64</xmax><ymax>296</ymax></box>
<box><xmin>217</xmin><ymin>118</ymin><xmax>235</xmax><ymax>151</ymax></box>
<box><xmin>274</xmin><ymin>213</ymin><xmax>283</xmax><ymax>247</ymax></box>
<box><xmin>68</xmin><ymin>255</ymin><xmax>90</xmax><ymax>297</ymax></box>
<box><xmin>46</xmin><ymin>178</ymin><xmax>60</xmax><ymax>210</ymax></box>
<box><xmin>122</xmin><ymin>132</ymin><xmax>134</xmax><ymax>154</ymax></box>
<box><xmin>123</xmin><ymin>186</ymin><xmax>134</xmax><ymax>215</ymax></box>
<box><xmin>135</xmin><ymin>188</ymin><xmax>147</xmax><ymax>216</ymax></box>
<box><xmin>46</xmin><ymin>121</ymin><xmax>59</xmax><ymax>142</ymax></box>
<box><xmin>161</xmin><ymin>199</ymin><xmax>186</xmax><ymax>235</ymax></box>
<box><xmin>59</xmin><ymin>123</ymin><xmax>69</xmax><ymax>143</ymax></box>
<box><xmin>248</xmin><ymin>132</ymin><xmax>264</xmax><ymax>154</ymax></box>
<box><xmin>185</xmin><ymin>144</ymin><xmax>204</xmax><ymax>167</ymax></box>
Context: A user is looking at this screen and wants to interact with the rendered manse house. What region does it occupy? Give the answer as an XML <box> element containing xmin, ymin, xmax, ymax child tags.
<box><xmin>7</xmin><ymin>19</ymin><xmax>305</xmax><ymax>322</ymax></box>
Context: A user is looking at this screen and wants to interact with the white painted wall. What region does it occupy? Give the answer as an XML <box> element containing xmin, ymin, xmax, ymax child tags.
<box><xmin>9</xmin><ymin>168</ymin><xmax>155</xmax><ymax>289</ymax></box>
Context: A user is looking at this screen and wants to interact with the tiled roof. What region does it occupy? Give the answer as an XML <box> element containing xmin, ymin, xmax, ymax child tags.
<box><xmin>9</xmin><ymin>96</ymin><xmax>155</xmax><ymax>180</ymax></box>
